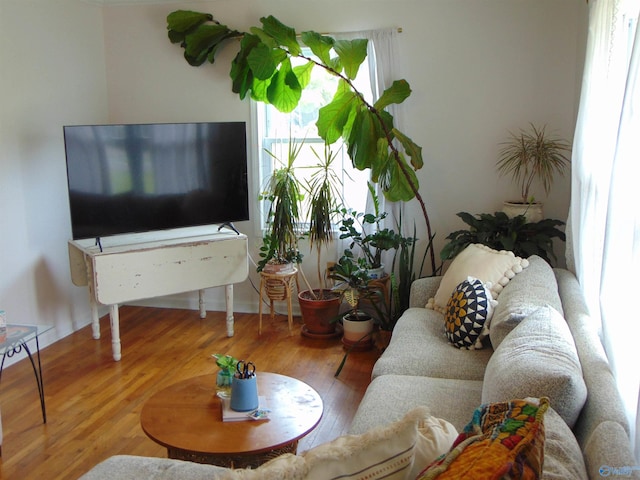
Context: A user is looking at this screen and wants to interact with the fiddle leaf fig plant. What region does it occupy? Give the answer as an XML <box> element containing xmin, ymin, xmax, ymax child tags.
<box><xmin>166</xmin><ymin>10</ymin><xmax>437</xmax><ymax>274</ymax></box>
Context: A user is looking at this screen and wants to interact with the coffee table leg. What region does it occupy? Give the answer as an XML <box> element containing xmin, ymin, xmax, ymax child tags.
<box><xmin>167</xmin><ymin>441</ymin><xmax>298</xmax><ymax>468</ymax></box>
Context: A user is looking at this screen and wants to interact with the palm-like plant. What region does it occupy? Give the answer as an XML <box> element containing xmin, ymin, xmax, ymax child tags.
<box><xmin>496</xmin><ymin>124</ymin><xmax>571</xmax><ymax>203</ymax></box>
<box><xmin>304</xmin><ymin>143</ymin><xmax>343</xmax><ymax>295</ymax></box>
<box><xmin>257</xmin><ymin>137</ymin><xmax>304</xmax><ymax>272</ymax></box>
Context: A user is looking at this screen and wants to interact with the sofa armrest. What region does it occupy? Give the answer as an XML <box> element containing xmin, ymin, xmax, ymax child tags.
<box><xmin>409</xmin><ymin>276</ymin><xmax>442</xmax><ymax>308</ymax></box>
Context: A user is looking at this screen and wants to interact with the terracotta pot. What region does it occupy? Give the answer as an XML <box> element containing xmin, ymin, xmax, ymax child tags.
<box><xmin>298</xmin><ymin>289</ymin><xmax>341</xmax><ymax>338</ymax></box>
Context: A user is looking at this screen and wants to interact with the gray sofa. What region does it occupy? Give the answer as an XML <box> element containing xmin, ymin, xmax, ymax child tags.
<box><xmin>350</xmin><ymin>255</ymin><xmax>638</xmax><ymax>479</ymax></box>
<box><xmin>80</xmin><ymin>255</ymin><xmax>638</xmax><ymax>479</ymax></box>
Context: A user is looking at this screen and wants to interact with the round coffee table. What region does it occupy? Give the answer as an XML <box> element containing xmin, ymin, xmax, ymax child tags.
<box><xmin>140</xmin><ymin>372</ymin><xmax>323</xmax><ymax>468</ymax></box>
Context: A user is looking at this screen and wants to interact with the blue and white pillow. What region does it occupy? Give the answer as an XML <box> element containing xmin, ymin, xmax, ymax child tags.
<box><xmin>444</xmin><ymin>277</ymin><xmax>496</xmax><ymax>350</ymax></box>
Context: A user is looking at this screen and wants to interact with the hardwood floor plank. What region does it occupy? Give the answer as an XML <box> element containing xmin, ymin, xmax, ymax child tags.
<box><xmin>0</xmin><ymin>306</ymin><xmax>378</xmax><ymax>479</ymax></box>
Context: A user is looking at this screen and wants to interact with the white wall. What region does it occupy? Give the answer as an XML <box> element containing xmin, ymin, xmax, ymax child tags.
<box><xmin>0</xmin><ymin>0</ymin><xmax>108</xmax><ymax>364</ymax></box>
<box><xmin>0</xmin><ymin>0</ymin><xmax>587</xmax><ymax>359</ymax></box>
<box><xmin>101</xmin><ymin>0</ymin><xmax>587</xmax><ymax>313</ymax></box>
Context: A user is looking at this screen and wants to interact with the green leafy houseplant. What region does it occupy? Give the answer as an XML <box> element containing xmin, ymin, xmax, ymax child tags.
<box><xmin>257</xmin><ymin>136</ymin><xmax>305</xmax><ymax>273</ymax></box>
<box><xmin>336</xmin><ymin>184</ymin><xmax>404</xmax><ymax>271</ymax></box>
<box><xmin>496</xmin><ymin>124</ymin><xmax>571</xmax><ymax>204</ymax></box>
<box><xmin>166</xmin><ymin>10</ymin><xmax>437</xmax><ymax>274</ymax></box>
<box><xmin>440</xmin><ymin>211</ymin><xmax>566</xmax><ymax>265</ymax></box>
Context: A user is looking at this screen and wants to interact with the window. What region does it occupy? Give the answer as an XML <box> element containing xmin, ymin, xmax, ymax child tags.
<box><xmin>254</xmin><ymin>46</ymin><xmax>374</xmax><ymax>230</ymax></box>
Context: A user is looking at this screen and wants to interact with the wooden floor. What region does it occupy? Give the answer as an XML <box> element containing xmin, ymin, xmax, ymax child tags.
<box><xmin>0</xmin><ymin>306</ymin><xmax>379</xmax><ymax>480</ymax></box>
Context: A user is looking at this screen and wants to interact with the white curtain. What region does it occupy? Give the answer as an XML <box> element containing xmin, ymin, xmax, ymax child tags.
<box><xmin>334</xmin><ymin>28</ymin><xmax>406</xmax><ymax>267</ymax></box>
<box><xmin>568</xmin><ymin>0</ymin><xmax>640</xmax><ymax>461</ymax></box>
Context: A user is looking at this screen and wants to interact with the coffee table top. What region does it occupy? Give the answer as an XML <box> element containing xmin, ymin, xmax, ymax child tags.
<box><xmin>140</xmin><ymin>372</ymin><xmax>323</xmax><ymax>456</ymax></box>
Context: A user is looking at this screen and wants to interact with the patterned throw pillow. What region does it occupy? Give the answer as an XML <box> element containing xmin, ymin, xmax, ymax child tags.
<box><xmin>444</xmin><ymin>277</ymin><xmax>495</xmax><ymax>349</ymax></box>
<box><xmin>427</xmin><ymin>244</ymin><xmax>528</xmax><ymax>313</ymax></box>
<box><xmin>416</xmin><ymin>398</ymin><xmax>549</xmax><ymax>480</ymax></box>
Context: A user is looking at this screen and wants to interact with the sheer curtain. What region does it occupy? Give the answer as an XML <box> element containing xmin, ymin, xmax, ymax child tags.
<box><xmin>334</xmin><ymin>28</ymin><xmax>406</xmax><ymax>266</ymax></box>
<box><xmin>568</xmin><ymin>0</ymin><xmax>640</xmax><ymax>460</ymax></box>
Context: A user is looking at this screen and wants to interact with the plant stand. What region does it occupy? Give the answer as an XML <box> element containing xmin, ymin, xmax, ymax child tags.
<box><xmin>259</xmin><ymin>268</ymin><xmax>299</xmax><ymax>335</ymax></box>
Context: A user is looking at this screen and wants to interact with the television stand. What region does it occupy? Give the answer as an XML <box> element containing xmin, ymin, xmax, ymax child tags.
<box><xmin>68</xmin><ymin>228</ymin><xmax>248</xmax><ymax>361</ymax></box>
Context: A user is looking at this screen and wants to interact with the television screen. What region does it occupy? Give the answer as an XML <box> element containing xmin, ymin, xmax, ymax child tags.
<box><xmin>64</xmin><ymin>122</ymin><xmax>249</xmax><ymax>240</ymax></box>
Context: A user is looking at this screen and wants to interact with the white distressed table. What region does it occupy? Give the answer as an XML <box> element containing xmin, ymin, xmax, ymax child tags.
<box><xmin>68</xmin><ymin>227</ymin><xmax>248</xmax><ymax>361</ymax></box>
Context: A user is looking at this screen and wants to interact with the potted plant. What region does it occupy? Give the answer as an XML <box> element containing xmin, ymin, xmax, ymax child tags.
<box><xmin>336</xmin><ymin>184</ymin><xmax>404</xmax><ymax>278</ymax></box>
<box><xmin>440</xmin><ymin>211</ymin><xmax>566</xmax><ymax>265</ymax></box>
<box><xmin>257</xmin><ymin>136</ymin><xmax>305</xmax><ymax>274</ymax></box>
<box><xmin>166</xmin><ymin>10</ymin><xmax>440</xmax><ymax>277</ymax></box>
<box><xmin>328</xmin><ymin>253</ymin><xmax>379</xmax><ymax>350</ymax></box>
<box><xmin>496</xmin><ymin>123</ymin><xmax>571</xmax><ymax>222</ymax></box>
<box><xmin>212</xmin><ymin>353</ymin><xmax>239</xmax><ymax>398</ymax></box>
<box><xmin>297</xmin><ymin>143</ymin><xmax>344</xmax><ymax>338</ymax></box>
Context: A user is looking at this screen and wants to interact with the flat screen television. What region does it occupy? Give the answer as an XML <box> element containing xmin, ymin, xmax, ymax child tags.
<box><xmin>63</xmin><ymin>122</ymin><xmax>249</xmax><ymax>240</ymax></box>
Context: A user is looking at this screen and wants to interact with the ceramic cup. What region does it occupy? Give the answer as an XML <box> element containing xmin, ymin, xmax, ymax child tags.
<box><xmin>230</xmin><ymin>375</ymin><xmax>259</xmax><ymax>412</ymax></box>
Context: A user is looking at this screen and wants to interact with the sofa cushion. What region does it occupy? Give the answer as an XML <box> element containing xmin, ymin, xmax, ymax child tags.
<box><xmin>427</xmin><ymin>244</ymin><xmax>528</xmax><ymax>313</ymax></box>
<box><xmin>350</xmin><ymin>375</ymin><xmax>484</xmax><ymax>435</ymax></box>
<box><xmin>444</xmin><ymin>277</ymin><xmax>496</xmax><ymax>349</ymax></box>
<box><xmin>416</xmin><ymin>397</ymin><xmax>548</xmax><ymax>479</ymax></box>
<box><xmin>302</xmin><ymin>406</ymin><xmax>456</xmax><ymax>480</ymax></box>
<box><xmin>482</xmin><ymin>305</ymin><xmax>587</xmax><ymax>428</ymax></box>
<box><xmin>372</xmin><ymin>308</ymin><xmax>493</xmax><ymax>381</ymax></box>
<box><xmin>542</xmin><ymin>404</ymin><xmax>589</xmax><ymax>480</ymax></box>
<box><xmin>489</xmin><ymin>255</ymin><xmax>563</xmax><ymax>350</ymax></box>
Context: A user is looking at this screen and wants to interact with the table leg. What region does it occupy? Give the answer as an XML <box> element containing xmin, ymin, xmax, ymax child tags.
<box><xmin>198</xmin><ymin>290</ymin><xmax>206</xmax><ymax>319</ymax></box>
<box><xmin>225</xmin><ymin>285</ymin><xmax>234</xmax><ymax>337</ymax></box>
<box><xmin>259</xmin><ymin>276</ymin><xmax>265</xmax><ymax>335</ymax></box>
<box><xmin>88</xmin><ymin>289</ymin><xmax>100</xmax><ymax>340</ymax></box>
<box><xmin>109</xmin><ymin>304</ymin><xmax>122</xmax><ymax>361</ymax></box>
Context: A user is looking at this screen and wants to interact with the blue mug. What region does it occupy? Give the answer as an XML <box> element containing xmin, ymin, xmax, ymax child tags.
<box><xmin>230</xmin><ymin>375</ymin><xmax>259</xmax><ymax>412</ymax></box>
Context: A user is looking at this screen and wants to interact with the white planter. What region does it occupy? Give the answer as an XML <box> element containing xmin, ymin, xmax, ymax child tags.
<box><xmin>342</xmin><ymin>313</ymin><xmax>374</xmax><ymax>344</ymax></box>
<box><xmin>502</xmin><ymin>201</ymin><xmax>544</xmax><ymax>223</ymax></box>
<box><xmin>367</xmin><ymin>265</ymin><xmax>385</xmax><ymax>280</ymax></box>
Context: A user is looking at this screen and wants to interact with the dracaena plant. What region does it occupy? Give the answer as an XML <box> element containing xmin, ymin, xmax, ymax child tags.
<box><xmin>166</xmin><ymin>10</ymin><xmax>436</xmax><ymax>274</ymax></box>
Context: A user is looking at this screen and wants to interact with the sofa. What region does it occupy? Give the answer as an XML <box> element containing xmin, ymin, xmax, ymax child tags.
<box><xmin>350</xmin><ymin>249</ymin><xmax>638</xmax><ymax>479</ymax></box>
<box><xmin>79</xmin><ymin>246</ymin><xmax>638</xmax><ymax>479</ymax></box>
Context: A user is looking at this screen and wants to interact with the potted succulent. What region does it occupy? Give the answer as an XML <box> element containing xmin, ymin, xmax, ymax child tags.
<box><xmin>496</xmin><ymin>123</ymin><xmax>571</xmax><ymax>222</ymax></box>
<box><xmin>440</xmin><ymin>211</ymin><xmax>566</xmax><ymax>265</ymax></box>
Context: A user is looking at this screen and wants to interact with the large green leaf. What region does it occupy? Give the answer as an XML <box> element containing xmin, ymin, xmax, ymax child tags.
<box><xmin>248</xmin><ymin>26</ymin><xmax>278</xmax><ymax>49</ymax></box>
<box><xmin>266</xmin><ymin>57</ymin><xmax>302</xmax><ymax>112</ymax></box>
<box><xmin>300</xmin><ymin>31</ymin><xmax>334</xmax><ymax>65</ymax></box>
<box><xmin>374</xmin><ymin>80</ymin><xmax>412</xmax><ymax>111</ymax></box>
<box><xmin>231</xmin><ymin>34</ymin><xmax>261</xmax><ymax>98</ymax></box>
<box><xmin>260</xmin><ymin>16</ymin><xmax>301</xmax><ymax>56</ymax></box>
<box><xmin>393</xmin><ymin>128</ymin><xmax>424</xmax><ymax>170</ymax></box>
<box><xmin>184</xmin><ymin>24</ymin><xmax>236</xmax><ymax>66</ymax></box>
<box><xmin>379</xmin><ymin>152</ymin><xmax>419</xmax><ymax>202</ymax></box>
<box><xmin>347</xmin><ymin>108</ymin><xmax>383</xmax><ymax>170</ymax></box>
<box><xmin>293</xmin><ymin>61</ymin><xmax>314</xmax><ymax>90</ymax></box>
<box><xmin>317</xmin><ymin>80</ymin><xmax>359</xmax><ymax>144</ymax></box>
<box><xmin>333</xmin><ymin>39</ymin><xmax>368</xmax><ymax>80</ymax></box>
<box><xmin>167</xmin><ymin>10</ymin><xmax>212</xmax><ymax>38</ymax></box>
<box><xmin>250</xmin><ymin>74</ymin><xmax>271</xmax><ymax>103</ymax></box>
<box><xmin>246</xmin><ymin>43</ymin><xmax>279</xmax><ymax>80</ymax></box>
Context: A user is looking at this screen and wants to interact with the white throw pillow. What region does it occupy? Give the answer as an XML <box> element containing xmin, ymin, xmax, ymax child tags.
<box><xmin>218</xmin><ymin>454</ymin><xmax>307</xmax><ymax>480</ymax></box>
<box><xmin>427</xmin><ymin>244</ymin><xmax>528</xmax><ymax>313</ymax></box>
<box><xmin>302</xmin><ymin>406</ymin><xmax>457</xmax><ymax>480</ymax></box>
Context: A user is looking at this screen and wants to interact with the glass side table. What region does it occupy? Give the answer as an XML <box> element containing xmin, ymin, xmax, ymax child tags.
<box><xmin>0</xmin><ymin>324</ymin><xmax>52</xmax><ymax>424</ymax></box>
